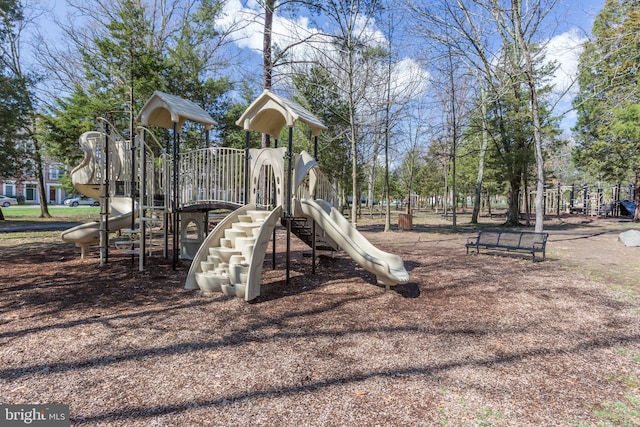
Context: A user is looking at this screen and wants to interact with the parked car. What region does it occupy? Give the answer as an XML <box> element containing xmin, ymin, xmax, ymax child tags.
<box><xmin>0</xmin><ymin>195</ymin><xmax>18</xmax><ymax>207</ymax></box>
<box><xmin>64</xmin><ymin>196</ymin><xmax>100</xmax><ymax>207</ymax></box>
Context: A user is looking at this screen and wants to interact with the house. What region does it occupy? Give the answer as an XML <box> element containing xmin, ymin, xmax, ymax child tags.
<box><xmin>1</xmin><ymin>161</ymin><xmax>69</xmax><ymax>205</ymax></box>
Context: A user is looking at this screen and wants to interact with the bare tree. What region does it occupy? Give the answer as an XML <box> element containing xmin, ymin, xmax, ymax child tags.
<box><xmin>409</xmin><ymin>0</ymin><xmax>560</xmax><ymax>230</ymax></box>
<box><xmin>510</xmin><ymin>0</ymin><xmax>557</xmax><ymax>232</ymax></box>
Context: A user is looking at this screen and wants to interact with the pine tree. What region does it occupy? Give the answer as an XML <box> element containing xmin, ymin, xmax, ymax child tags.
<box><xmin>573</xmin><ymin>0</ymin><xmax>640</xmax><ymax>220</ymax></box>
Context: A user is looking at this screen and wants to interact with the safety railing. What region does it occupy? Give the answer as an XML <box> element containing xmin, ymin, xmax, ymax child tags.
<box><xmin>178</xmin><ymin>147</ymin><xmax>245</xmax><ymax>207</ymax></box>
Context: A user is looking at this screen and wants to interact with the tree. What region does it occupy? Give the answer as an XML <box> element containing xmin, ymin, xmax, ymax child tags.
<box><xmin>510</xmin><ymin>0</ymin><xmax>557</xmax><ymax>233</ymax></box>
<box><xmin>293</xmin><ymin>66</ymin><xmax>352</xmax><ymax>198</ymax></box>
<box><xmin>373</xmin><ymin>1</ymin><xmax>422</xmax><ymax>231</ymax></box>
<box><xmin>39</xmin><ymin>0</ymin><xmax>236</xmax><ymax>166</ymax></box>
<box><xmin>409</xmin><ymin>0</ymin><xmax>562</xmax><ymax>228</ymax></box>
<box><xmin>257</xmin><ymin>0</ymin><xmax>325</xmax><ymax>148</ymax></box>
<box><xmin>573</xmin><ymin>0</ymin><xmax>640</xmax><ymax>221</ymax></box>
<box><xmin>0</xmin><ymin>0</ymin><xmax>51</xmax><ymax>218</ymax></box>
<box><xmin>307</xmin><ymin>0</ymin><xmax>382</xmax><ymax>227</ymax></box>
<box><xmin>0</xmin><ymin>71</ymin><xmax>26</xmax><ymax>221</ymax></box>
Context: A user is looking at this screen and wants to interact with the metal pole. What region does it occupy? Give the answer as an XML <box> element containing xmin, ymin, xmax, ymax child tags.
<box><xmin>286</xmin><ymin>127</ymin><xmax>293</xmax><ymax>284</ymax></box>
<box><xmin>272</xmin><ymin>138</ymin><xmax>278</xmax><ymax>270</ymax></box>
<box><xmin>244</xmin><ymin>131</ymin><xmax>250</xmax><ymax>205</ymax></box>
<box><xmin>173</xmin><ymin>122</ymin><xmax>179</xmax><ymax>269</ymax></box>
<box><xmin>140</xmin><ymin>128</ymin><xmax>146</xmax><ymax>272</ymax></box>
<box><xmin>163</xmin><ymin>140</ymin><xmax>169</xmax><ymax>260</ymax></box>
<box><xmin>99</xmin><ymin>124</ymin><xmax>106</xmax><ymax>265</ymax></box>
<box><xmin>104</xmin><ymin>122</ymin><xmax>110</xmax><ymax>264</ymax></box>
<box><xmin>311</xmin><ymin>135</ymin><xmax>318</xmax><ymax>275</ymax></box>
<box><xmin>130</xmin><ymin>85</ymin><xmax>136</xmax><ymax>234</ymax></box>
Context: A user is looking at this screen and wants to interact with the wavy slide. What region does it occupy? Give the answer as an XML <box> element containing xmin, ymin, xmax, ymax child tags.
<box><xmin>294</xmin><ymin>198</ymin><xmax>409</xmax><ymax>287</ymax></box>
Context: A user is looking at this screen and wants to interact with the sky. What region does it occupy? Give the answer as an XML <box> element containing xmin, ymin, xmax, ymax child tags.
<box><xmin>39</xmin><ymin>0</ymin><xmax>606</xmax><ymax>132</ymax></box>
<box><xmin>214</xmin><ymin>0</ymin><xmax>605</xmax><ymax>133</ymax></box>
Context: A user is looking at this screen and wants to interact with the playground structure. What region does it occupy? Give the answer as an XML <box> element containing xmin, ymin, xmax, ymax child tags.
<box><xmin>61</xmin><ymin>90</ymin><xmax>409</xmax><ymax>301</ymax></box>
<box><xmin>525</xmin><ymin>184</ymin><xmax>636</xmax><ymax>217</ymax></box>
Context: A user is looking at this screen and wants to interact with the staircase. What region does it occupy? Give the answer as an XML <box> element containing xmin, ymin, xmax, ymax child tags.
<box><xmin>113</xmin><ymin>197</ymin><xmax>166</xmax><ymax>258</ymax></box>
<box><xmin>285</xmin><ymin>216</ymin><xmax>337</xmax><ymax>252</ymax></box>
<box><xmin>195</xmin><ymin>210</ymin><xmax>272</xmax><ymax>299</ymax></box>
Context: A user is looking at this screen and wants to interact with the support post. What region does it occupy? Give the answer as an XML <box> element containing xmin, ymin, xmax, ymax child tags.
<box><xmin>244</xmin><ymin>131</ymin><xmax>250</xmax><ymax>205</ymax></box>
<box><xmin>272</xmin><ymin>138</ymin><xmax>278</xmax><ymax>270</ymax></box>
<box><xmin>140</xmin><ymin>128</ymin><xmax>146</xmax><ymax>272</ymax></box>
<box><xmin>557</xmin><ymin>182</ymin><xmax>561</xmax><ymax>217</ymax></box>
<box><xmin>100</xmin><ymin>121</ymin><xmax>111</xmax><ymax>265</ymax></box>
<box><xmin>286</xmin><ymin>127</ymin><xmax>293</xmax><ymax>285</ymax></box>
<box><xmin>130</xmin><ymin>87</ymin><xmax>136</xmax><ymax>240</ymax></box>
<box><xmin>311</xmin><ymin>135</ymin><xmax>318</xmax><ymax>275</ymax></box>
<box><xmin>172</xmin><ymin>123</ymin><xmax>180</xmax><ymax>269</ymax></box>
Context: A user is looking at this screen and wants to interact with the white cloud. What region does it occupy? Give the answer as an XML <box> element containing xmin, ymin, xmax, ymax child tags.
<box><xmin>217</xmin><ymin>0</ymin><xmax>322</xmax><ymax>56</ymax></box>
<box><xmin>543</xmin><ymin>28</ymin><xmax>587</xmax><ymax>130</ymax></box>
<box><xmin>544</xmin><ymin>28</ymin><xmax>586</xmax><ymax>95</ymax></box>
<box><xmin>217</xmin><ymin>0</ymin><xmax>263</xmax><ymax>52</ymax></box>
<box><xmin>391</xmin><ymin>57</ymin><xmax>430</xmax><ymax>99</ymax></box>
<box><xmin>217</xmin><ymin>1</ymin><xmax>429</xmax><ymax>102</ymax></box>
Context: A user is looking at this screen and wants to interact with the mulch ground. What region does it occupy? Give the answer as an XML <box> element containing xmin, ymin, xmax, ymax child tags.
<box><xmin>1</xmin><ymin>215</ymin><xmax>640</xmax><ymax>426</ymax></box>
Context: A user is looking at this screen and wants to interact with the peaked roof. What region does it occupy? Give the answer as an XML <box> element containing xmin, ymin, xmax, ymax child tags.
<box><xmin>236</xmin><ymin>90</ymin><xmax>327</xmax><ymax>137</ymax></box>
<box><xmin>136</xmin><ymin>91</ymin><xmax>217</xmax><ymax>132</ymax></box>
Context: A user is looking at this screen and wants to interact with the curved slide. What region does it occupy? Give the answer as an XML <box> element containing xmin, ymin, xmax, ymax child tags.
<box><xmin>294</xmin><ymin>198</ymin><xmax>409</xmax><ymax>287</ymax></box>
<box><xmin>61</xmin><ymin>197</ymin><xmax>134</xmax><ymax>247</ymax></box>
<box><xmin>61</xmin><ymin>131</ymin><xmax>136</xmax><ymax>255</ymax></box>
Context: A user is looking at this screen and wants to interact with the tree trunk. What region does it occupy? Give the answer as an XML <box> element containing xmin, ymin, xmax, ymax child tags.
<box><xmin>261</xmin><ymin>0</ymin><xmax>275</xmax><ymax>149</ymax></box>
<box><xmin>523</xmin><ymin>175</ymin><xmax>530</xmax><ymax>227</ymax></box>
<box><xmin>472</xmin><ymin>88</ymin><xmax>489</xmax><ymax>223</ymax></box>
<box><xmin>33</xmin><ymin>131</ymin><xmax>51</xmax><ymax>219</ymax></box>
<box><xmin>514</xmin><ymin>0</ymin><xmax>545</xmax><ymax>232</ymax></box>
<box><xmin>367</xmin><ymin>154</ymin><xmax>376</xmax><ymax>214</ymax></box>
<box><xmin>506</xmin><ymin>183</ymin><xmax>521</xmax><ymax>226</ymax></box>
<box><xmin>384</xmin><ymin>142</ymin><xmax>391</xmax><ymax>231</ymax></box>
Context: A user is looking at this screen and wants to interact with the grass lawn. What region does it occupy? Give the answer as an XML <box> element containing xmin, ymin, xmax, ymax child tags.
<box><xmin>0</xmin><ymin>205</ymin><xmax>100</xmax><ymax>228</ymax></box>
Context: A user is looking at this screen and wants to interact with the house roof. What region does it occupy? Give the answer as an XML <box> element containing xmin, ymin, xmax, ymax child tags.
<box><xmin>236</xmin><ymin>90</ymin><xmax>327</xmax><ymax>137</ymax></box>
<box><xmin>136</xmin><ymin>91</ymin><xmax>217</xmax><ymax>132</ymax></box>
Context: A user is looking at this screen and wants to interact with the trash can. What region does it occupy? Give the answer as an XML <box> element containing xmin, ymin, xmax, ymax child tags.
<box><xmin>398</xmin><ymin>213</ymin><xmax>412</xmax><ymax>231</ymax></box>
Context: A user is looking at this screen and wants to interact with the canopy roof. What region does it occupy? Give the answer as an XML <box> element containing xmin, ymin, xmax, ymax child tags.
<box><xmin>236</xmin><ymin>90</ymin><xmax>327</xmax><ymax>137</ymax></box>
<box><xmin>136</xmin><ymin>91</ymin><xmax>217</xmax><ymax>132</ymax></box>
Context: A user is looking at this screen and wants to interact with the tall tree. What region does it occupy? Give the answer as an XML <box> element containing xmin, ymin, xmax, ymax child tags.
<box><xmin>0</xmin><ymin>63</ymin><xmax>26</xmax><ymax>221</ymax></box>
<box><xmin>374</xmin><ymin>0</ymin><xmax>421</xmax><ymax>231</ymax></box>
<box><xmin>0</xmin><ymin>0</ymin><xmax>50</xmax><ymax>218</ymax></box>
<box><xmin>310</xmin><ymin>0</ymin><xmax>381</xmax><ymax>227</ymax></box>
<box><xmin>257</xmin><ymin>0</ymin><xmax>323</xmax><ymax>148</ymax></box>
<box><xmin>573</xmin><ymin>0</ymin><xmax>640</xmax><ymax>221</ymax></box>
<box><xmin>293</xmin><ymin>66</ymin><xmax>352</xmax><ymax>197</ymax></box>
<box><xmin>40</xmin><ymin>0</ymin><xmax>236</xmax><ymax>165</ymax></box>
<box><xmin>409</xmin><ymin>0</ymin><xmax>561</xmax><ymax>228</ymax></box>
<box><xmin>508</xmin><ymin>0</ymin><xmax>557</xmax><ymax>232</ymax></box>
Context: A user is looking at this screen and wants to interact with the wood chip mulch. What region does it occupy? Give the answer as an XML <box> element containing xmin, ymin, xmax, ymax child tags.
<box><xmin>1</xmin><ymin>220</ymin><xmax>639</xmax><ymax>426</ymax></box>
